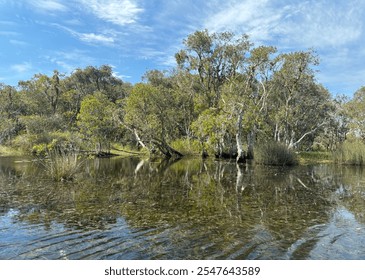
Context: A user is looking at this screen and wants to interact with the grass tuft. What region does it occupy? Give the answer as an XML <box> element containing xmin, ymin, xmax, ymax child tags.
<box><xmin>255</xmin><ymin>142</ymin><xmax>298</xmax><ymax>166</ymax></box>
<box><xmin>41</xmin><ymin>151</ymin><xmax>83</xmax><ymax>181</ymax></box>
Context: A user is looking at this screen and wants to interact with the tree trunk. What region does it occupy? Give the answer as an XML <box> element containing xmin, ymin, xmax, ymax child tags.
<box><xmin>152</xmin><ymin>139</ymin><xmax>183</xmax><ymax>158</ymax></box>
<box><xmin>236</xmin><ymin>109</ymin><xmax>245</xmax><ymax>163</ymax></box>
<box><xmin>247</xmin><ymin>126</ymin><xmax>256</xmax><ymax>160</ymax></box>
<box><xmin>133</xmin><ymin>128</ymin><xmax>148</xmax><ymax>149</ymax></box>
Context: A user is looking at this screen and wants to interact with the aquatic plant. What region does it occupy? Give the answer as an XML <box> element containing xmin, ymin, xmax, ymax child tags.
<box><xmin>255</xmin><ymin>141</ymin><xmax>298</xmax><ymax>166</ymax></box>
<box><xmin>41</xmin><ymin>151</ymin><xmax>83</xmax><ymax>181</ymax></box>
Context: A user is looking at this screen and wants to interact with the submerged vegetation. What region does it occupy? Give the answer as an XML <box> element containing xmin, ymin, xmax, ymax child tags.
<box><xmin>0</xmin><ymin>29</ymin><xmax>364</xmax><ymax>166</ymax></box>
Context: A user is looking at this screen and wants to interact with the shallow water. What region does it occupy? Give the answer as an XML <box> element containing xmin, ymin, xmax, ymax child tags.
<box><xmin>1</xmin><ymin>156</ymin><xmax>365</xmax><ymax>259</ymax></box>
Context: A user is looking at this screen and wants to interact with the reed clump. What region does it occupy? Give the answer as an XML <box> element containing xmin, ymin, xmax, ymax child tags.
<box><xmin>255</xmin><ymin>142</ymin><xmax>298</xmax><ymax>166</ymax></box>
<box><xmin>333</xmin><ymin>140</ymin><xmax>365</xmax><ymax>166</ymax></box>
<box><xmin>42</xmin><ymin>151</ymin><xmax>83</xmax><ymax>181</ymax></box>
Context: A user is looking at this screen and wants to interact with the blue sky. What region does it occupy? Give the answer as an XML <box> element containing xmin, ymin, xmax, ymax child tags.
<box><xmin>0</xmin><ymin>0</ymin><xmax>364</xmax><ymax>97</ymax></box>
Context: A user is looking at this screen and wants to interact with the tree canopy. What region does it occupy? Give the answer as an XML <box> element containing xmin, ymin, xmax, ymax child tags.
<box><xmin>0</xmin><ymin>30</ymin><xmax>363</xmax><ymax>161</ymax></box>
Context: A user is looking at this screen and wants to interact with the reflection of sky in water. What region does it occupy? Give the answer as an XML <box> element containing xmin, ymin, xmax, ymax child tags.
<box><xmin>286</xmin><ymin>207</ymin><xmax>365</xmax><ymax>260</ymax></box>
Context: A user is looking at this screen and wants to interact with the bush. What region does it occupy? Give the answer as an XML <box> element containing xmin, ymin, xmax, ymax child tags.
<box><xmin>255</xmin><ymin>142</ymin><xmax>298</xmax><ymax>166</ymax></box>
<box><xmin>333</xmin><ymin>140</ymin><xmax>365</xmax><ymax>166</ymax></box>
<box><xmin>13</xmin><ymin>131</ymin><xmax>83</xmax><ymax>156</ymax></box>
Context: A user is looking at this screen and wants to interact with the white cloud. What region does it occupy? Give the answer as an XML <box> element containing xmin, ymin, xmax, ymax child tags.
<box><xmin>79</xmin><ymin>0</ymin><xmax>143</xmax><ymax>26</ymax></box>
<box><xmin>203</xmin><ymin>0</ymin><xmax>286</xmax><ymax>42</ymax></box>
<box><xmin>11</xmin><ymin>62</ymin><xmax>32</xmax><ymax>73</ymax></box>
<box><xmin>52</xmin><ymin>23</ymin><xmax>116</xmax><ymax>45</ymax></box>
<box><xmin>78</xmin><ymin>33</ymin><xmax>115</xmax><ymax>44</ymax></box>
<box><xmin>28</xmin><ymin>0</ymin><xmax>67</xmax><ymax>12</ymax></box>
<box><xmin>275</xmin><ymin>1</ymin><xmax>363</xmax><ymax>49</ymax></box>
<box><xmin>202</xmin><ymin>0</ymin><xmax>364</xmax><ymax>49</ymax></box>
<box><xmin>110</xmin><ymin>65</ymin><xmax>132</xmax><ymax>80</ymax></box>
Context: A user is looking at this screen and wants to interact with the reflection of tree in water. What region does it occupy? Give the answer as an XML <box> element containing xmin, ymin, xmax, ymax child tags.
<box><xmin>333</xmin><ymin>166</ymin><xmax>365</xmax><ymax>225</ymax></box>
<box><xmin>118</xmin><ymin>160</ymin><xmax>339</xmax><ymax>259</ymax></box>
<box><xmin>243</xmin><ymin>165</ymin><xmax>338</xmax><ymax>259</ymax></box>
<box><xmin>2</xmin><ymin>157</ymin><xmax>365</xmax><ymax>259</ymax></box>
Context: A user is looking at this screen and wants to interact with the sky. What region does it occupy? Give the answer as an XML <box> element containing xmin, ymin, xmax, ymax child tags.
<box><xmin>0</xmin><ymin>0</ymin><xmax>364</xmax><ymax>97</ymax></box>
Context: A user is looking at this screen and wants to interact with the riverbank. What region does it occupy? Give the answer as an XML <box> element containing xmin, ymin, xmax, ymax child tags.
<box><xmin>297</xmin><ymin>151</ymin><xmax>332</xmax><ymax>165</ymax></box>
<box><xmin>1</xmin><ymin>144</ymin><xmax>334</xmax><ymax>165</ymax></box>
<box><xmin>0</xmin><ymin>144</ymin><xmax>148</xmax><ymax>158</ymax></box>
<box><xmin>0</xmin><ymin>145</ymin><xmax>24</xmax><ymax>157</ymax></box>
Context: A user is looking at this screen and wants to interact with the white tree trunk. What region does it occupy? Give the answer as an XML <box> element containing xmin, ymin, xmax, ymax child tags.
<box><xmin>236</xmin><ymin>109</ymin><xmax>245</xmax><ymax>163</ymax></box>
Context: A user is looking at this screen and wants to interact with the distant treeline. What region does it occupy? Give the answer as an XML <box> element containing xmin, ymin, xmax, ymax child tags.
<box><xmin>0</xmin><ymin>29</ymin><xmax>364</xmax><ymax>162</ymax></box>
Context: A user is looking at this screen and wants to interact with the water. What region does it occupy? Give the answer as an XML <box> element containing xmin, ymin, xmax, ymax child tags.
<box><xmin>1</xmin><ymin>156</ymin><xmax>365</xmax><ymax>259</ymax></box>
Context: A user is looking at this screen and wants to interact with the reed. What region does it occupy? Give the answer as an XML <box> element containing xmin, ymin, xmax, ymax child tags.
<box><xmin>255</xmin><ymin>142</ymin><xmax>298</xmax><ymax>166</ymax></box>
<box><xmin>42</xmin><ymin>151</ymin><xmax>83</xmax><ymax>181</ymax></box>
<box><xmin>333</xmin><ymin>140</ymin><xmax>365</xmax><ymax>166</ymax></box>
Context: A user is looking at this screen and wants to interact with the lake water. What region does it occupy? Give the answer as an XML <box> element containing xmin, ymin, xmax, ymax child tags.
<box><xmin>1</xmin><ymin>156</ymin><xmax>365</xmax><ymax>260</ymax></box>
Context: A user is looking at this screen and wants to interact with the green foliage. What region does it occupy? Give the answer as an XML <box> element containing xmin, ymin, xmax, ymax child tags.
<box><xmin>345</xmin><ymin>86</ymin><xmax>365</xmax><ymax>139</ymax></box>
<box><xmin>124</xmin><ymin>82</ymin><xmax>185</xmax><ymax>148</ymax></box>
<box><xmin>171</xmin><ymin>138</ymin><xmax>201</xmax><ymax>156</ymax></box>
<box><xmin>333</xmin><ymin>140</ymin><xmax>365</xmax><ymax>166</ymax></box>
<box><xmin>191</xmin><ymin>109</ymin><xmax>233</xmax><ymax>141</ymax></box>
<box><xmin>0</xmin><ymin>84</ymin><xmax>24</xmax><ymax>144</ymax></box>
<box><xmin>0</xmin><ymin>31</ymin><xmax>361</xmax><ymax>163</ymax></box>
<box><xmin>20</xmin><ymin>114</ymin><xmax>65</xmax><ymax>135</ymax></box>
<box><xmin>298</xmin><ymin>151</ymin><xmax>331</xmax><ymax>165</ymax></box>
<box><xmin>12</xmin><ymin>129</ymin><xmax>82</xmax><ymax>156</ymax></box>
<box><xmin>255</xmin><ymin>142</ymin><xmax>298</xmax><ymax>166</ymax></box>
<box><xmin>77</xmin><ymin>92</ymin><xmax>118</xmax><ymax>152</ymax></box>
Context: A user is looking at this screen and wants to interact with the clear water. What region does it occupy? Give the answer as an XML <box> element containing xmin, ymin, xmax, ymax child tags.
<box><xmin>1</xmin><ymin>156</ymin><xmax>365</xmax><ymax>259</ymax></box>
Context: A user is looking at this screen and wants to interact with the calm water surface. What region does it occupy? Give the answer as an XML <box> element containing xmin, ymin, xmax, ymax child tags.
<box><xmin>1</xmin><ymin>156</ymin><xmax>365</xmax><ymax>260</ymax></box>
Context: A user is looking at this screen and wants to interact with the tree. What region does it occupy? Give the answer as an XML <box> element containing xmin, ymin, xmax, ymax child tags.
<box><xmin>61</xmin><ymin>65</ymin><xmax>131</xmax><ymax>128</ymax></box>
<box><xmin>124</xmin><ymin>83</ymin><xmax>183</xmax><ymax>158</ymax></box>
<box><xmin>221</xmin><ymin>45</ymin><xmax>278</xmax><ymax>160</ymax></box>
<box><xmin>77</xmin><ymin>92</ymin><xmax>118</xmax><ymax>154</ymax></box>
<box><xmin>268</xmin><ymin>51</ymin><xmax>333</xmax><ymax>149</ymax></box>
<box><xmin>176</xmin><ymin>30</ymin><xmax>281</xmax><ymax>161</ymax></box>
<box><xmin>18</xmin><ymin>70</ymin><xmax>64</xmax><ymax>115</ymax></box>
<box><xmin>345</xmin><ymin>86</ymin><xmax>365</xmax><ymax>140</ymax></box>
<box><xmin>175</xmin><ymin>30</ymin><xmax>251</xmax><ymax>110</ymax></box>
<box><xmin>0</xmin><ymin>84</ymin><xmax>24</xmax><ymax>144</ymax></box>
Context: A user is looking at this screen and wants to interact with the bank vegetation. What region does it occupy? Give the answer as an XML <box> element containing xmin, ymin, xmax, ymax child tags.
<box><xmin>0</xmin><ymin>30</ymin><xmax>364</xmax><ymax>166</ymax></box>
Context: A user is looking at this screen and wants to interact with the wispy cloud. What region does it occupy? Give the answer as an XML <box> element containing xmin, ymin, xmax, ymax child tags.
<box><xmin>202</xmin><ymin>0</ymin><xmax>364</xmax><ymax>49</ymax></box>
<box><xmin>0</xmin><ymin>31</ymin><xmax>20</xmax><ymax>36</ymax></box>
<box><xmin>27</xmin><ymin>0</ymin><xmax>68</xmax><ymax>12</ymax></box>
<box><xmin>44</xmin><ymin>49</ymin><xmax>97</xmax><ymax>73</ymax></box>
<box><xmin>9</xmin><ymin>39</ymin><xmax>28</xmax><ymax>46</ymax></box>
<box><xmin>11</xmin><ymin>62</ymin><xmax>32</xmax><ymax>73</ymax></box>
<box><xmin>78</xmin><ymin>32</ymin><xmax>115</xmax><ymax>44</ymax></box>
<box><xmin>203</xmin><ymin>0</ymin><xmax>284</xmax><ymax>42</ymax></box>
<box><xmin>52</xmin><ymin>23</ymin><xmax>116</xmax><ymax>45</ymax></box>
<box><xmin>275</xmin><ymin>0</ymin><xmax>364</xmax><ymax>49</ymax></box>
<box><xmin>78</xmin><ymin>0</ymin><xmax>143</xmax><ymax>26</ymax></box>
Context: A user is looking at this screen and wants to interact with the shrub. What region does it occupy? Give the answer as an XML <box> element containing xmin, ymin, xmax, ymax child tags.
<box><xmin>333</xmin><ymin>140</ymin><xmax>365</xmax><ymax>166</ymax></box>
<box><xmin>255</xmin><ymin>142</ymin><xmax>298</xmax><ymax>166</ymax></box>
